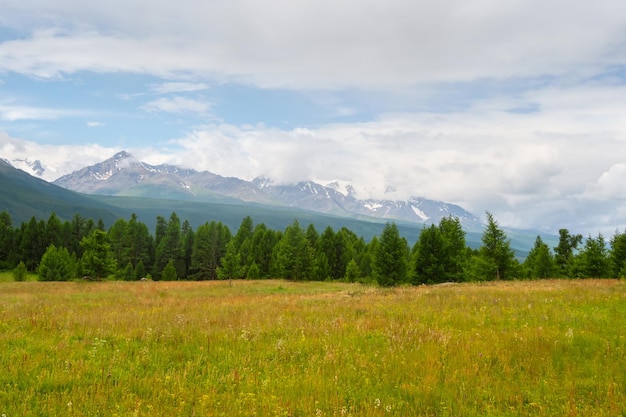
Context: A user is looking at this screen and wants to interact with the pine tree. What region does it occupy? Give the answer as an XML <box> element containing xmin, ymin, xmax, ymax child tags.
<box><xmin>477</xmin><ymin>212</ymin><xmax>515</xmax><ymax>280</ymax></box>
<box><xmin>13</xmin><ymin>261</ymin><xmax>27</xmax><ymax>282</ymax></box>
<box><xmin>524</xmin><ymin>236</ymin><xmax>555</xmax><ymax>279</ymax></box>
<box><xmin>190</xmin><ymin>221</ymin><xmax>231</xmax><ymax>280</ymax></box>
<box><xmin>154</xmin><ymin>212</ymin><xmax>182</xmax><ymax>279</ymax></box>
<box><xmin>38</xmin><ymin>244</ymin><xmax>76</xmax><ymax>281</ymax></box>
<box><xmin>0</xmin><ymin>211</ymin><xmax>15</xmax><ymax>269</ymax></box>
<box><xmin>413</xmin><ymin>224</ymin><xmax>446</xmax><ymax>284</ymax></box>
<box><xmin>374</xmin><ymin>223</ymin><xmax>409</xmax><ymax>287</ymax></box>
<box><xmin>579</xmin><ymin>234</ymin><xmax>610</xmax><ymax>278</ymax></box>
<box><xmin>162</xmin><ymin>259</ymin><xmax>178</xmax><ymax>281</ymax></box>
<box><xmin>80</xmin><ymin>229</ymin><xmax>116</xmax><ymax>280</ymax></box>
<box><xmin>554</xmin><ymin>229</ymin><xmax>583</xmax><ymax>277</ymax></box>
<box><xmin>438</xmin><ymin>216</ymin><xmax>468</xmax><ymax>282</ymax></box>
<box><xmin>609</xmin><ymin>229</ymin><xmax>626</xmax><ymax>278</ymax></box>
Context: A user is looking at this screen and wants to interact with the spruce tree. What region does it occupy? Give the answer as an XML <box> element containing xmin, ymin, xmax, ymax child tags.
<box><xmin>374</xmin><ymin>223</ymin><xmax>409</xmax><ymax>287</ymax></box>
<box><xmin>477</xmin><ymin>212</ymin><xmax>515</xmax><ymax>280</ymax></box>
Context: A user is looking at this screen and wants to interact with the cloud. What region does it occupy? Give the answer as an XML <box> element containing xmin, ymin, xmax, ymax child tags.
<box><xmin>0</xmin><ymin>103</ymin><xmax>84</xmax><ymax>121</ymax></box>
<box><xmin>140</xmin><ymin>97</ymin><xmax>212</xmax><ymax>115</ymax></box>
<box><xmin>149</xmin><ymin>82</ymin><xmax>209</xmax><ymax>94</ymax></box>
<box><xmin>1</xmin><ymin>1</ymin><xmax>625</xmax><ymax>88</ymax></box>
<box><xmin>0</xmin><ymin>132</ymin><xmax>118</xmax><ymax>181</ymax></box>
<box><xmin>86</xmin><ymin>121</ymin><xmax>104</xmax><ymax>127</ymax></box>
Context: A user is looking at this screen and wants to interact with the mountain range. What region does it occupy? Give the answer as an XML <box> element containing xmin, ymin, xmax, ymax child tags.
<box><xmin>4</xmin><ymin>151</ymin><xmax>563</xmax><ymax>257</ymax></box>
<box><xmin>52</xmin><ymin>151</ymin><xmax>482</xmax><ymax>229</ymax></box>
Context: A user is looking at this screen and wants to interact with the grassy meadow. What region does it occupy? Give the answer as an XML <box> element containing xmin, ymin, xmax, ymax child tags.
<box><xmin>0</xmin><ymin>278</ymin><xmax>625</xmax><ymax>416</ymax></box>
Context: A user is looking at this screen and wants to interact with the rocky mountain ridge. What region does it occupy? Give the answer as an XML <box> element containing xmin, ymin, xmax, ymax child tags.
<box><xmin>52</xmin><ymin>151</ymin><xmax>481</xmax><ymax>228</ymax></box>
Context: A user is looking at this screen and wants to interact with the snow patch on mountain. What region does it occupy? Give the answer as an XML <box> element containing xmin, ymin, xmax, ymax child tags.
<box><xmin>11</xmin><ymin>158</ymin><xmax>46</xmax><ymax>177</ymax></box>
<box><xmin>411</xmin><ymin>205</ymin><xmax>430</xmax><ymax>221</ymax></box>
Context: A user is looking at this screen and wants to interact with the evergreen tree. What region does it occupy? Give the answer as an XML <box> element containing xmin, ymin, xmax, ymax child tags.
<box><xmin>373</xmin><ymin>223</ymin><xmax>409</xmax><ymax>287</ymax></box>
<box><xmin>127</xmin><ymin>214</ymin><xmax>154</xmax><ymax>272</ymax></box>
<box><xmin>46</xmin><ymin>212</ymin><xmax>62</xmax><ymax>248</ymax></box>
<box><xmin>0</xmin><ymin>211</ymin><xmax>15</xmax><ymax>269</ymax></box>
<box><xmin>438</xmin><ymin>216</ymin><xmax>468</xmax><ymax>282</ymax></box>
<box><xmin>272</xmin><ymin>220</ymin><xmax>314</xmax><ymax>280</ymax></box>
<box><xmin>38</xmin><ymin>244</ymin><xmax>76</xmax><ymax>281</ymax></box>
<box><xmin>135</xmin><ymin>259</ymin><xmax>146</xmax><ymax>280</ymax></box>
<box><xmin>68</xmin><ymin>214</ymin><xmax>88</xmax><ymax>257</ymax></box>
<box><xmin>80</xmin><ymin>229</ymin><xmax>116</xmax><ymax>280</ymax></box>
<box><xmin>609</xmin><ymin>229</ymin><xmax>626</xmax><ymax>278</ymax></box>
<box><xmin>108</xmin><ymin>218</ymin><xmax>130</xmax><ymax>270</ymax></box>
<box><xmin>162</xmin><ymin>259</ymin><xmax>178</xmax><ymax>281</ymax></box>
<box><xmin>190</xmin><ymin>221</ymin><xmax>231</xmax><ymax>280</ymax></box>
<box><xmin>246</xmin><ymin>262</ymin><xmax>261</xmax><ymax>279</ymax></box>
<box><xmin>180</xmin><ymin>220</ymin><xmax>194</xmax><ymax>280</ymax></box>
<box><xmin>413</xmin><ymin>224</ymin><xmax>446</xmax><ymax>284</ymax></box>
<box><xmin>122</xmin><ymin>261</ymin><xmax>135</xmax><ymax>281</ymax></box>
<box><xmin>476</xmin><ymin>212</ymin><xmax>515</xmax><ymax>280</ymax></box>
<box><xmin>154</xmin><ymin>212</ymin><xmax>182</xmax><ymax>279</ymax></box>
<box><xmin>554</xmin><ymin>229</ymin><xmax>583</xmax><ymax>277</ymax></box>
<box><xmin>217</xmin><ymin>241</ymin><xmax>243</xmax><ymax>280</ymax></box>
<box><xmin>13</xmin><ymin>261</ymin><xmax>27</xmax><ymax>282</ymax></box>
<box><xmin>19</xmin><ymin>217</ymin><xmax>47</xmax><ymax>271</ymax></box>
<box><xmin>249</xmin><ymin>223</ymin><xmax>278</xmax><ymax>278</ymax></box>
<box><xmin>579</xmin><ymin>233</ymin><xmax>610</xmax><ymax>278</ymax></box>
<box><xmin>524</xmin><ymin>236</ymin><xmax>555</xmax><ymax>279</ymax></box>
<box><xmin>344</xmin><ymin>258</ymin><xmax>361</xmax><ymax>282</ymax></box>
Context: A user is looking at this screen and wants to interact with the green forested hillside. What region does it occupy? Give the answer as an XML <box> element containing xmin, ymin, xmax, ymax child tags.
<box><xmin>0</xmin><ymin>160</ymin><xmax>120</xmax><ymax>225</ymax></box>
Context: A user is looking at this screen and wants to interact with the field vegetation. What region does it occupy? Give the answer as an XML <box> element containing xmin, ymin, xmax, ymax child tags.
<box><xmin>1</xmin><ymin>279</ymin><xmax>624</xmax><ymax>416</ymax></box>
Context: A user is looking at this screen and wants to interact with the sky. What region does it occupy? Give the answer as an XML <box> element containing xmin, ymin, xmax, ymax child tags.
<box><xmin>1</xmin><ymin>0</ymin><xmax>626</xmax><ymax>235</ymax></box>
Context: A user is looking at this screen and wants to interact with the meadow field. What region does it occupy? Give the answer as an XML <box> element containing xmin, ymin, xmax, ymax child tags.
<box><xmin>0</xmin><ymin>278</ymin><xmax>624</xmax><ymax>416</ymax></box>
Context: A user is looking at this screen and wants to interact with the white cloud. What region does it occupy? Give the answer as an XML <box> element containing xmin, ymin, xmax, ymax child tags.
<box><xmin>1</xmin><ymin>1</ymin><xmax>625</xmax><ymax>88</ymax></box>
<box><xmin>86</xmin><ymin>121</ymin><xmax>104</xmax><ymax>127</ymax></box>
<box><xmin>2</xmin><ymin>0</ymin><xmax>626</xmax><ymax>236</ymax></box>
<box><xmin>149</xmin><ymin>82</ymin><xmax>209</xmax><ymax>94</ymax></box>
<box><xmin>141</xmin><ymin>97</ymin><xmax>212</xmax><ymax>115</ymax></box>
<box><xmin>0</xmin><ymin>132</ymin><xmax>118</xmax><ymax>181</ymax></box>
<box><xmin>0</xmin><ymin>103</ymin><xmax>83</xmax><ymax>121</ymax></box>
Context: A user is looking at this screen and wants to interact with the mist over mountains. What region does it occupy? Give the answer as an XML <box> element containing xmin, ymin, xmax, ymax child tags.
<box><xmin>53</xmin><ymin>151</ymin><xmax>482</xmax><ymax>229</ymax></box>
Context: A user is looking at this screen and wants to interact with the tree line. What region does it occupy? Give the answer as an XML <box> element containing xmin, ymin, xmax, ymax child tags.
<box><xmin>1</xmin><ymin>210</ymin><xmax>625</xmax><ymax>285</ymax></box>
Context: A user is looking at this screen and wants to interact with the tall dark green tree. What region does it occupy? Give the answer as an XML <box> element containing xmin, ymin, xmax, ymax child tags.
<box><xmin>413</xmin><ymin>224</ymin><xmax>446</xmax><ymax>285</ymax></box>
<box><xmin>609</xmin><ymin>229</ymin><xmax>626</xmax><ymax>278</ymax></box>
<box><xmin>80</xmin><ymin>229</ymin><xmax>116</xmax><ymax>280</ymax></box>
<box><xmin>523</xmin><ymin>236</ymin><xmax>555</xmax><ymax>279</ymax></box>
<box><xmin>272</xmin><ymin>220</ymin><xmax>314</xmax><ymax>280</ymax></box>
<box><xmin>127</xmin><ymin>213</ymin><xmax>154</xmax><ymax>271</ymax></box>
<box><xmin>249</xmin><ymin>223</ymin><xmax>279</xmax><ymax>278</ymax></box>
<box><xmin>0</xmin><ymin>211</ymin><xmax>15</xmax><ymax>269</ymax></box>
<box><xmin>438</xmin><ymin>216</ymin><xmax>468</xmax><ymax>282</ymax></box>
<box><xmin>476</xmin><ymin>212</ymin><xmax>515</xmax><ymax>280</ymax></box>
<box><xmin>190</xmin><ymin>221</ymin><xmax>231</xmax><ymax>280</ymax></box>
<box><xmin>578</xmin><ymin>234</ymin><xmax>610</xmax><ymax>278</ymax></box>
<box><xmin>554</xmin><ymin>229</ymin><xmax>583</xmax><ymax>277</ymax></box>
<box><xmin>68</xmin><ymin>214</ymin><xmax>88</xmax><ymax>257</ymax></box>
<box><xmin>46</xmin><ymin>212</ymin><xmax>63</xmax><ymax>248</ymax></box>
<box><xmin>217</xmin><ymin>241</ymin><xmax>242</xmax><ymax>280</ymax></box>
<box><xmin>373</xmin><ymin>223</ymin><xmax>409</xmax><ymax>287</ymax></box>
<box><xmin>154</xmin><ymin>212</ymin><xmax>182</xmax><ymax>279</ymax></box>
<box><xmin>180</xmin><ymin>220</ymin><xmax>194</xmax><ymax>280</ymax></box>
<box><xmin>19</xmin><ymin>217</ymin><xmax>47</xmax><ymax>271</ymax></box>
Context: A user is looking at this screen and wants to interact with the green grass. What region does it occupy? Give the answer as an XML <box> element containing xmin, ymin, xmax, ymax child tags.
<box><xmin>0</xmin><ymin>270</ymin><xmax>38</xmax><ymax>282</ymax></box>
<box><xmin>1</xmin><ymin>279</ymin><xmax>625</xmax><ymax>416</ymax></box>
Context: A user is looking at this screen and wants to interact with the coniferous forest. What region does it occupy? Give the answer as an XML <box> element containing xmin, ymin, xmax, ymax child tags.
<box><xmin>1</xmin><ymin>210</ymin><xmax>625</xmax><ymax>285</ymax></box>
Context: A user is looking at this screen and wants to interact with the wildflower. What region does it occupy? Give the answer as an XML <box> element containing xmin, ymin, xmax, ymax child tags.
<box><xmin>374</xmin><ymin>398</ymin><xmax>381</xmax><ymax>408</ymax></box>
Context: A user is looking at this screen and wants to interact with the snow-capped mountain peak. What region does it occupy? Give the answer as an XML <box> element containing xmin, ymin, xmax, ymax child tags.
<box><xmin>51</xmin><ymin>152</ymin><xmax>481</xmax><ymax>228</ymax></box>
